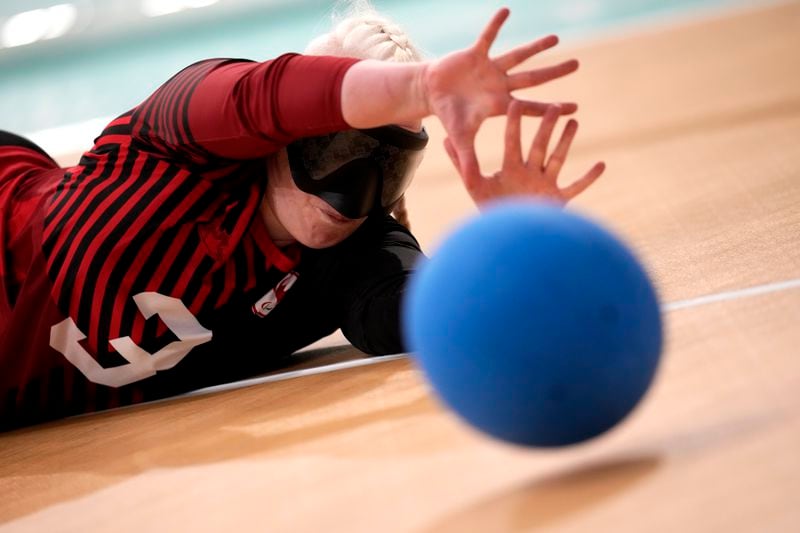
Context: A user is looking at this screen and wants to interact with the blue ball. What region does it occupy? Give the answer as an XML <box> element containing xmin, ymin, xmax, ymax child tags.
<box><xmin>403</xmin><ymin>201</ymin><xmax>662</xmax><ymax>447</ymax></box>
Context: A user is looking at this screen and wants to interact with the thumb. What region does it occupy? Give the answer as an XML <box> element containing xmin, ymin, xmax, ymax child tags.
<box><xmin>446</xmin><ymin>137</ymin><xmax>483</xmax><ymax>189</ymax></box>
<box><xmin>443</xmin><ymin>137</ymin><xmax>460</xmax><ymax>170</ymax></box>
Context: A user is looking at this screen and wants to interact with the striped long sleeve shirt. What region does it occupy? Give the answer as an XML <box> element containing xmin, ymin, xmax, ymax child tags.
<box><xmin>0</xmin><ymin>54</ymin><xmax>422</xmax><ymax>429</ymax></box>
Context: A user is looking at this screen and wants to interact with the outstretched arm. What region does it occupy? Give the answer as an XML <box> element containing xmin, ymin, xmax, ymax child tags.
<box><xmin>340</xmin><ymin>9</ymin><xmax>577</xmax><ymax>141</ymax></box>
<box><xmin>342</xmin><ymin>8</ymin><xmax>604</xmax><ymax>206</ymax></box>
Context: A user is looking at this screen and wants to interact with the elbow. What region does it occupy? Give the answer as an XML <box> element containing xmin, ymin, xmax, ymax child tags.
<box><xmin>340</xmin><ymin>276</ymin><xmax>409</xmax><ymax>356</ymax></box>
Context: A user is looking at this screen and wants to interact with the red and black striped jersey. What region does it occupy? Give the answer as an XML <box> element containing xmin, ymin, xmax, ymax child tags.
<box><xmin>1</xmin><ymin>54</ymin><xmax>423</xmax><ymax>429</ymax></box>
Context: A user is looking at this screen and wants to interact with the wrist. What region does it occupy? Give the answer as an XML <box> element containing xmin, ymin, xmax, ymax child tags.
<box><xmin>341</xmin><ymin>60</ymin><xmax>432</xmax><ymax>128</ymax></box>
<box><xmin>414</xmin><ymin>61</ymin><xmax>433</xmax><ymax>119</ymax></box>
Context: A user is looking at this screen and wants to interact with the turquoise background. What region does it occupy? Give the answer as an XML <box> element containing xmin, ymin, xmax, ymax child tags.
<box><xmin>0</xmin><ymin>0</ymin><xmax>760</xmax><ymax>135</ymax></box>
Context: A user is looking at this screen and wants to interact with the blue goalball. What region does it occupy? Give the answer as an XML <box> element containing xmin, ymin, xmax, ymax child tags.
<box><xmin>403</xmin><ymin>201</ymin><xmax>663</xmax><ymax>447</ymax></box>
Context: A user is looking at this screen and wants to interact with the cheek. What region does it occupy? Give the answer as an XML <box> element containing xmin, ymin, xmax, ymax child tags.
<box><xmin>289</xmin><ymin>201</ymin><xmax>357</xmax><ymax>248</ymax></box>
<box><xmin>302</xmin><ymin>214</ymin><xmax>360</xmax><ymax>248</ymax></box>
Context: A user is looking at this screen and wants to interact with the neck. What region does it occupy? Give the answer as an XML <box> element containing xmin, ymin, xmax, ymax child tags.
<box><xmin>260</xmin><ymin>196</ymin><xmax>295</xmax><ymax>248</ymax></box>
<box><xmin>261</xmin><ymin>157</ymin><xmax>296</xmax><ymax>248</ymax></box>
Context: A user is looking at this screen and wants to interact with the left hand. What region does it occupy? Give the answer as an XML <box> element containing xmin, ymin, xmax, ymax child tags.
<box><xmin>443</xmin><ymin>101</ymin><xmax>606</xmax><ymax>207</ymax></box>
<box><xmin>424</xmin><ymin>8</ymin><xmax>579</xmax><ymax>183</ymax></box>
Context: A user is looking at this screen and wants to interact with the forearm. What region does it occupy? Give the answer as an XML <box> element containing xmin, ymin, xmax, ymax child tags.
<box><xmin>341</xmin><ymin>273</ymin><xmax>409</xmax><ymax>355</ymax></box>
<box><xmin>337</xmin><ymin>215</ymin><xmax>425</xmax><ymax>355</ymax></box>
<box><xmin>340</xmin><ymin>60</ymin><xmax>431</xmax><ymax>129</ymax></box>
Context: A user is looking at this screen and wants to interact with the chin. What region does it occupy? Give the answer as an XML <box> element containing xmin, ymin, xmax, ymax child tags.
<box><xmin>287</xmin><ymin>204</ymin><xmax>365</xmax><ymax>249</ymax></box>
<box><xmin>297</xmin><ymin>227</ymin><xmax>355</xmax><ymax>249</ymax></box>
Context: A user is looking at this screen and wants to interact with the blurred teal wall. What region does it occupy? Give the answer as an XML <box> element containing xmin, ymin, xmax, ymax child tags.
<box><xmin>0</xmin><ymin>0</ymin><xmax>760</xmax><ymax>137</ymax></box>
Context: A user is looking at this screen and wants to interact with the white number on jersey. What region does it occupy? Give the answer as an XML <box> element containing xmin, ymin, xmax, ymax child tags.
<box><xmin>49</xmin><ymin>292</ymin><xmax>213</xmax><ymax>388</ymax></box>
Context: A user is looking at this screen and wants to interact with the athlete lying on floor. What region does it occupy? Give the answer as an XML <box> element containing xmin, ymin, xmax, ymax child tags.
<box><xmin>0</xmin><ymin>5</ymin><xmax>604</xmax><ymax>429</ymax></box>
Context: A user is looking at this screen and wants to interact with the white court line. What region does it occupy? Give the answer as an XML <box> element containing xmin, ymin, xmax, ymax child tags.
<box><xmin>180</xmin><ymin>353</ymin><xmax>410</xmax><ymax>399</ymax></box>
<box><xmin>663</xmin><ymin>278</ymin><xmax>800</xmax><ymax>311</ymax></box>
<box><xmin>175</xmin><ymin>278</ymin><xmax>800</xmax><ymax>399</ymax></box>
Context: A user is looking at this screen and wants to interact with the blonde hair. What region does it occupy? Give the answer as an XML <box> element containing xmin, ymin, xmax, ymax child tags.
<box><xmin>306</xmin><ymin>0</ymin><xmax>422</xmax><ymax>228</ymax></box>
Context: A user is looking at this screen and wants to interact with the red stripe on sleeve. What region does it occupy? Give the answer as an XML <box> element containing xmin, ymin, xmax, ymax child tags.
<box><xmin>241</xmin><ymin>237</ymin><xmax>257</xmax><ymax>293</ymax></box>
<box><xmin>107</xmin><ymin>115</ymin><xmax>132</xmax><ymax>128</ymax></box>
<box><xmin>156</xmin><ymin>62</ymin><xmax>208</xmax><ymax>148</ymax></box>
<box><xmin>132</xmin><ymin>60</ymin><xmax>222</xmax><ymax>161</ymax></box>
<box><xmin>248</xmin><ymin>214</ymin><xmax>299</xmax><ymax>272</ymax></box>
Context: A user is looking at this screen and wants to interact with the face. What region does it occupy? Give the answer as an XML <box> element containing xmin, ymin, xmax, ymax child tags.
<box><xmin>261</xmin><ymin>149</ymin><xmax>367</xmax><ymax>249</ymax></box>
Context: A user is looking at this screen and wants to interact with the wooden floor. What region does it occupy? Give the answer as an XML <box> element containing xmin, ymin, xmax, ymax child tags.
<box><xmin>2</xmin><ymin>2</ymin><xmax>800</xmax><ymax>531</ymax></box>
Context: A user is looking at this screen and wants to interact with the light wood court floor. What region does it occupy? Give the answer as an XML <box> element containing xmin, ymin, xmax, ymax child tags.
<box><xmin>2</xmin><ymin>2</ymin><xmax>799</xmax><ymax>531</ymax></box>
